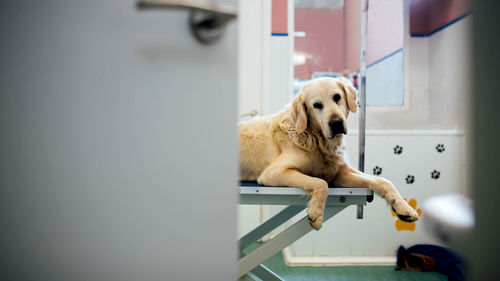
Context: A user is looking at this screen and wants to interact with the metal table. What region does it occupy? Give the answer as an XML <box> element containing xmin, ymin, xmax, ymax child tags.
<box><xmin>238</xmin><ymin>182</ymin><xmax>373</xmax><ymax>280</ymax></box>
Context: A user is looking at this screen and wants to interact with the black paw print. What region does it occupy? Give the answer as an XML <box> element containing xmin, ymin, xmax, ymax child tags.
<box><xmin>373</xmin><ymin>166</ymin><xmax>382</xmax><ymax>175</ymax></box>
<box><xmin>431</xmin><ymin>170</ymin><xmax>441</xmax><ymax>179</ymax></box>
<box><xmin>394</xmin><ymin>145</ymin><xmax>403</xmax><ymax>155</ymax></box>
<box><xmin>406</xmin><ymin>175</ymin><xmax>415</xmax><ymax>184</ymax></box>
<box><xmin>436</xmin><ymin>144</ymin><xmax>445</xmax><ymax>153</ymax></box>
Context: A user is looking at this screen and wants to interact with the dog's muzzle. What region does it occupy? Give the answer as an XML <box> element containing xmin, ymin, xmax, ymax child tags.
<box><xmin>328</xmin><ymin>118</ymin><xmax>347</xmax><ymax>137</ymax></box>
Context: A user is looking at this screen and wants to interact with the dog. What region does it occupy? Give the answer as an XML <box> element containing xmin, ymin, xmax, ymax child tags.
<box><xmin>239</xmin><ymin>77</ymin><xmax>419</xmax><ymax>230</ymax></box>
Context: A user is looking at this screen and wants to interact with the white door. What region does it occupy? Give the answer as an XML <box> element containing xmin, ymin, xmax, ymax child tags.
<box><xmin>0</xmin><ymin>1</ymin><xmax>238</xmax><ymax>280</ymax></box>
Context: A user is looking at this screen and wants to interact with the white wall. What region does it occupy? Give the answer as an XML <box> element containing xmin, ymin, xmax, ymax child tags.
<box><xmin>366</xmin><ymin>49</ymin><xmax>404</xmax><ymax>106</ymax></box>
<box><xmin>347</xmin><ymin>15</ymin><xmax>472</xmax><ymax>131</ymax></box>
<box><xmin>427</xmin><ymin>16</ymin><xmax>472</xmax><ymax>130</ymax></box>
<box><xmin>238</xmin><ymin>0</ymin><xmax>264</xmax><ymax>117</ymax></box>
<box><xmin>238</xmin><ymin>0</ymin><xmax>294</xmax><ymax>118</ymax></box>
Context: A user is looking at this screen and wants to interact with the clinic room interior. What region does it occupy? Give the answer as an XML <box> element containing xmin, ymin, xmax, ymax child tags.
<box><xmin>1</xmin><ymin>0</ymin><xmax>499</xmax><ymax>280</ymax></box>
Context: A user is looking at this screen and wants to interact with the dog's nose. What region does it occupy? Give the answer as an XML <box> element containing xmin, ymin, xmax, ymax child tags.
<box><xmin>328</xmin><ymin>118</ymin><xmax>343</xmax><ymax>128</ymax></box>
<box><xmin>329</xmin><ymin>118</ymin><xmax>346</xmax><ymax>136</ymax></box>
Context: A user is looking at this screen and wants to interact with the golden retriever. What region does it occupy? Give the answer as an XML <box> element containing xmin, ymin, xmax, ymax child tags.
<box><xmin>239</xmin><ymin>77</ymin><xmax>419</xmax><ymax>230</ymax></box>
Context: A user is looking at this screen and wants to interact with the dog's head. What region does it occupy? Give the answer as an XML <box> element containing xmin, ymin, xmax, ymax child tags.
<box><xmin>292</xmin><ymin>77</ymin><xmax>358</xmax><ymax>139</ymax></box>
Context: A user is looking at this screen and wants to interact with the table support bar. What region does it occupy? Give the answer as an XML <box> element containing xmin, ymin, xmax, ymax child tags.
<box><xmin>238</xmin><ymin>206</ymin><xmax>346</xmax><ymax>278</ymax></box>
<box><xmin>239</xmin><ymin>205</ymin><xmax>306</xmax><ymax>250</ymax></box>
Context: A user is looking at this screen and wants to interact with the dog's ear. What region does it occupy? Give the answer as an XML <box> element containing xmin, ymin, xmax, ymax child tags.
<box><xmin>338</xmin><ymin>78</ymin><xmax>358</xmax><ymax>113</ymax></box>
<box><xmin>292</xmin><ymin>92</ymin><xmax>308</xmax><ymax>133</ymax></box>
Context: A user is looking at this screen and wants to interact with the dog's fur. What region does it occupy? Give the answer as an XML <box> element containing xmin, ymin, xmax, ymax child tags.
<box><xmin>239</xmin><ymin>77</ymin><xmax>419</xmax><ymax>230</ymax></box>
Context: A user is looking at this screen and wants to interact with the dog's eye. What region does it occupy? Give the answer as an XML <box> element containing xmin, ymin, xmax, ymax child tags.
<box><xmin>333</xmin><ymin>94</ymin><xmax>341</xmax><ymax>103</ymax></box>
<box><xmin>313</xmin><ymin>102</ymin><xmax>323</xmax><ymax>110</ymax></box>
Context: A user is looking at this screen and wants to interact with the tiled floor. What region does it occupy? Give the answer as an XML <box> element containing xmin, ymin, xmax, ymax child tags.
<box><xmin>245</xmin><ymin>244</ymin><xmax>447</xmax><ymax>281</ymax></box>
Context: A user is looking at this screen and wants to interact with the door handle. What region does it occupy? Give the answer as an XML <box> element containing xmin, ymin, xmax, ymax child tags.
<box><xmin>137</xmin><ymin>0</ymin><xmax>237</xmax><ymax>44</ymax></box>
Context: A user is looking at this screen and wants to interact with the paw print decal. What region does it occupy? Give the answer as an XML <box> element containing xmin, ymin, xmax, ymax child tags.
<box><xmin>373</xmin><ymin>166</ymin><xmax>382</xmax><ymax>175</ymax></box>
<box><xmin>394</xmin><ymin>145</ymin><xmax>403</xmax><ymax>155</ymax></box>
<box><xmin>431</xmin><ymin>170</ymin><xmax>440</xmax><ymax>179</ymax></box>
<box><xmin>392</xmin><ymin>198</ymin><xmax>421</xmax><ymax>231</ymax></box>
<box><xmin>436</xmin><ymin>144</ymin><xmax>445</xmax><ymax>153</ymax></box>
<box><xmin>405</xmin><ymin>175</ymin><xmax>415</xmax><ymax>184</ymax></box>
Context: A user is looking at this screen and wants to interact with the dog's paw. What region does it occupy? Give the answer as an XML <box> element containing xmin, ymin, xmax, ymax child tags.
<box><xmin>392</xmin><ymin>198</ymin><xmax>422</xmax><ymax>231</ymax></box>
<box><xmin>392</xmin><ymin>198</ymin><xmax>419</xmax><ymax>222</ymax></box>
<box><xmin>308</xmin><ymin>214</ymin><xmax>323</xmax><ymax>230</ymax></box>
<box><xmin>307</xmin><ymin>208</ymin><xmax>323</xmax><ymax>230</ymax></box>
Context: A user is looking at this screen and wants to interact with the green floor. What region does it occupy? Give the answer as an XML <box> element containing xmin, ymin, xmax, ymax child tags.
<box><xmin>246</xmin><ymin>244</ymin><xmax>447</xmax><ymax>281</ymax></box>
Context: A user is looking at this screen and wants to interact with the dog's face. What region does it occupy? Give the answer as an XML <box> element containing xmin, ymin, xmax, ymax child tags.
<box><xmin>292</xmin><ymin>77</ymin><xmax>358</xmax><ymax>139</ymax></box>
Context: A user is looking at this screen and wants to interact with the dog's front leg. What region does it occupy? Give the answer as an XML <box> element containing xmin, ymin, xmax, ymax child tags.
<box><xmin>257</xmin><ymin>165</ymin><xmax>328</xmax><ymax>230</ymax></box>
<box><xmin>334</xmin><ymin>165</ymin><xmax>419</xmax><ymax>222</ymax></box>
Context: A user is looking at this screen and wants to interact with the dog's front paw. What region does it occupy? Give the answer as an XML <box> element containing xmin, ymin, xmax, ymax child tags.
<box><xmin>392</xmin><ymin>198</ymin><xmax>422</xmax><ymax>231</ymax></box>
<box><xmin>392</xmin><ymin>198</ymin><xmax>419</xmax><ymax>222</ymax></box>
<box><xmin>307</xmin><ymin>207</ymin><xmax>324</xmax><ymax>230</ymax></box>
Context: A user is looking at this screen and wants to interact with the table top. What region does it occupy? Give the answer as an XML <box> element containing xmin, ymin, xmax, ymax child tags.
<box><xmin>239</xmin><ymin>181</ymin><xmax>373</xmax><ymax>206</ymax></box>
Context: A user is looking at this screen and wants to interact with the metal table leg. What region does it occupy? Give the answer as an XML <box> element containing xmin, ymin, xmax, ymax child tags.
<box><xmin>238</xmin><ymin>206</ymin><xmax>347</xmax><ymax>278</ymax></box>
<box><xmin>239</xmin><ymin>205</ymin><xmax>306</xmax><ymax>250</ymax></box>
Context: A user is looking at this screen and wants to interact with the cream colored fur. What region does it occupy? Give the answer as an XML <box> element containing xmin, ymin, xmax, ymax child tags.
<box><xmin>239</xmin><ymin>77</ymin><xmax>419</xmax><ymax>230</ymax></box>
